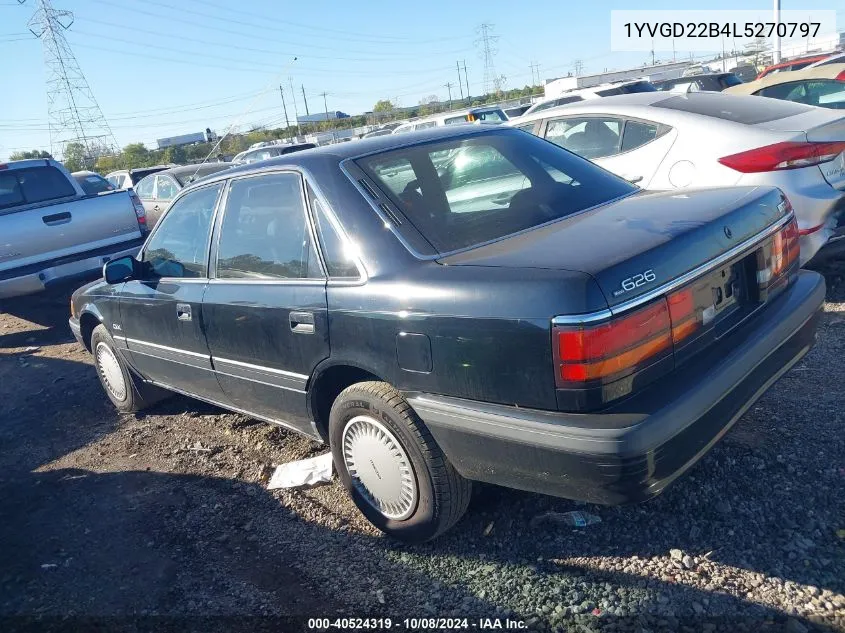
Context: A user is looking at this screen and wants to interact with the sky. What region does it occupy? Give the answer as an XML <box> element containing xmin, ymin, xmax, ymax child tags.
<box><xmin>1</xmin><ymin>0</ymin><xmax>843</xmax><ymax>160</ymax></box>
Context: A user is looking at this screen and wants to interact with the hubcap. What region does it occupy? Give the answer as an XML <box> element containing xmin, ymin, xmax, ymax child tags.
<box><xmin>341</xmin><ymin>415</ymin><xmax>417</xmax><ymax>520</ymax></box>
<box><xmin>95</xmin><ymin>341</ymin><xmax>126</xmax><ymax>401</ymax></box>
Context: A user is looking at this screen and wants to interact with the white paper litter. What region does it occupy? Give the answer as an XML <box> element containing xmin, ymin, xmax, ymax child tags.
<box><xmin>267</xmin><ymin>452</ymin><xmax>334</xmax><ymax>490</ymax></box>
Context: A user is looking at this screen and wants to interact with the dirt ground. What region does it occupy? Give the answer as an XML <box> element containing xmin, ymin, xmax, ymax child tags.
<box><xmin>1</xmin><ymin>263</ymin><xmax>844</xmax><ymax>632</ymax></box>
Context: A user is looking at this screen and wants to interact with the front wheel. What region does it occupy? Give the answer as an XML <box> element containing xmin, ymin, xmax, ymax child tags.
<box><xmin>90</xmin><ymin>324</ymin><xmax>169</xmax><ymax>413</ymax></box>
<box><xmin>329</xmin><ymin>381</ymin><xmax>471</xmax><ymax>542</ymax></box>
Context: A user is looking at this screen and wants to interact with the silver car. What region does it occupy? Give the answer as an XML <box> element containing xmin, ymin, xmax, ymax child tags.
<box><xmin>512</xmin><ymin>92</ymin><xmax>845</xmax><ymax>264</ymax></box>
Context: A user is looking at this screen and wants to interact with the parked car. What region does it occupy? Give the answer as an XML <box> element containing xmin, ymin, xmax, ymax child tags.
<box><xmin>392</xmin><ymin>106</ymin><xmax>507</xmax><ymax>134</ymax></box>
<box><xmin>69</xmin><ymin>125</ymin><xmax>824</xmax><ymax>541</ymax></box>
<box><xmin>72</xmin><ymin>170</ymin><xmax>116</xmax><ymax>195</ymax></box>
<box><xmin>724</xmin><ymin>64</ymin><xmax>845</xmax><ymax>109</ymax></box>
<box><xmin>105</xmin><ymin>165</ymin><xmax>176</xmax><ymax>190</ymax></box>
<box><xmin>231</xmin><ymin>143</ymin><xmax>317</xmax><ymax>165</ymax></box>
<box><xmin>362</xmin><ymin>128</ymin><xmax>394</xmax><ymax>138</ymax></box>
<box><xmin>510</xmin><ymin>92</ymin><xmax>845</xmax><ymax>264</ymax></box>
<box><xmin>133</xmin><ymin>162</ymin><xmax>232</xmax><ymax>228</ymax></box>
<box><xmin>653</xmin><ymin>73</ymin><xmax>743</xmax><ymax>93</ymax></box>
<box><xmin>0</xmin><ymin>159</ymin><xmax>148</xmax><ymax>299</ymax></box>
<box><xmin>757</xmin><ymin>54</ymin><xmax>832</xmax><ymax>79</ymax></box>
<box><xmin>519</xmin><ymin>80</ymin><xmax>656</xmax><ymax>118</ymax></box>
<box><xmin>806</xmin><ymin>52</ymin><xmax>845</xmax><ymax>69</ymax></box>
<box><xmin>729</xmin><ymin>65</ymin><xmax>759</xmax><ymax>82</ymax></box>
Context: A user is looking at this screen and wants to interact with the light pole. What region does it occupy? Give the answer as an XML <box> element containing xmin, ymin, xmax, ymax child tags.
<box><xmin>773</xmin><ymin>0</ymin><xmax>782</xmax><ymax>64</ymax></box>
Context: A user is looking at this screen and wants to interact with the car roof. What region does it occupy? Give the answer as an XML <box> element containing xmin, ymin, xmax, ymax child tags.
<box><xmin>760</xmin><ymin>54</ymin><xmax>830</xmax><ymax>73</ymax></box>
<box><xmin>725</xmin><ymin>63</ymin><xmax>845</xmax><ymax>95</ymax></box>
<box><xmin>515</xmin><ymin>92</ymin><xmax>670</xmax><ymax>123</ymax></box>
<box><xmin>157</xmin><ymin>162</ymin><xmax>231</xmax><ymax>178</ymax></box>
<box><xmin>189</xmin><ymin>125</ymin><xmax>516</xmax><ymax>184</ymax></box>
<box><xmin>656</xmin><ymin>73</ymin><xmax>732</xmax><ymax>82</ymax></box>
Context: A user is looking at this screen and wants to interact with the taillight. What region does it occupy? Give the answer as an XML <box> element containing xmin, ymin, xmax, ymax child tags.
<box><xmin>836</xmin><ymin>71</ymin><xmax>845</xmax><ymax>80</ymax></box>
<box><xmin>129</xmin><ymin>190</ymin><xmax>147</xmax><ymax>230</ymax></box>
<box><xmin>757</xmin><ymin>216</ymin><xmax>800</xmax><ymax>299</ymax></box>
<box><xmin>553</xmin><ymin>299</ymin><xmax>672</xmax><ymax>386</ymax></box>
<box><xmin>718</xmin><ymin>141</ymin><xmax>845</xmax><ymax>173</ymax></box>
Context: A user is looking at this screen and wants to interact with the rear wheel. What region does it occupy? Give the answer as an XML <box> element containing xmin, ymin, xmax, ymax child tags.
<box><xmin>90</xmin><ymin>324</ymin><xmax>168</xmax><ymax>413</ymax></box>
<box><xmin>329</xmin><ymin>381</ymin><xmax>471</xmax><ymax>542</ymax></box>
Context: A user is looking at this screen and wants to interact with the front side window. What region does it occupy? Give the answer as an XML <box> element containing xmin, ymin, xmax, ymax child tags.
<box><xmin>544</xmin><ymin>116</ymin><xmax>623</xmax><ymax>159</ymax></box>
<box><xmin>358</xmin><ymin>130</ymin><xmax>635</xmax><ymax>253</ymax></box>
<box><xmin>142</xmin><ymin>183</ymin><xmax>222</xmax><ymax>278</ymax></box>
<box><xmin>154</xmin><ymin>175</ymin><xmax>179</xmax><ymax>201</ymax></box>
<box><xmin>134</xmin><ymin>175</ymin><xmax>155</xmax><ymax>199</ymax></box>
<box><xmin>216</xmin><ymin>173</ymin><xmax>321</xmax><ymax>280</ymax></box>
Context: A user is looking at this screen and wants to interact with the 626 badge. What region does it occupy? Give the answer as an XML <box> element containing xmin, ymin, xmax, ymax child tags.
<box><xmin>613</xmin><ymin>269</ymin><xmax>656</xmax><ymax>297</ymax></box>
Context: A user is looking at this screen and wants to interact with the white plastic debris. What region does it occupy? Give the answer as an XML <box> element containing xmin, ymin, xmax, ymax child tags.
<box><xmin>267</xmin><ymin>452</ymin><xmax>334</xmax><ymax>490</ymax></box>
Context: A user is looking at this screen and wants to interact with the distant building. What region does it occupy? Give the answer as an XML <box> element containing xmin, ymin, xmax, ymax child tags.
<box><xmin>297</xmin><ymin>111</ymin><xmax>349</xmax><ymax>124</ymax></box>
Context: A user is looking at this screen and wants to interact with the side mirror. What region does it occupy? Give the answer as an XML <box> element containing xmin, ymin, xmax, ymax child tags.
<box><xmin>104</xmin><ymin>256</ymin><xmax>138</xmax><ymax>284</ymax></box>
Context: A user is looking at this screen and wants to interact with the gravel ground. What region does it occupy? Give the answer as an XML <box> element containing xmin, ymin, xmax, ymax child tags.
<box><xmin>1</xmin><ymin>263</ymin><xmax>844</xmax><ymax>633</ymax></box>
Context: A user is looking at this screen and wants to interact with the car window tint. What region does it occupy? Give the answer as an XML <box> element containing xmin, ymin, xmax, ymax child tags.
<box><xmin>366</xmin><ymin>156</ymin><xmax>418</xmax><ymax>199</ymax></box>
<box><xmin>0</xmin><ymin>172</ymin><xmax>25</xmax><ymax>210</ymax></box>
<box><xmin>358</xmin><ymin>131</ymin><xmax>635</xmax><ymax>253</ymax></box>
<box><xmin>444</xmin><ymin>115</ymin><xmax>468</xmax><ymax>125</ymax></box>
<box><xmin>760</xmin><ymin>80</ymin><xmax>845</xmax><ymax>108</ymax></box>
<box><xmin>545</xmin><ymin>117</ymin><xmax>622</xmax><ymax>159</ymax></box>
<box><xmin>134</xmin><ymin>175</ymin><xmax>155</xmax><ymax>199</ymax></box>
<box><xmin>515</xmin><ymin>122</ymin><xmax>536</xmax><ymax>133</ymax></box>
<box><xmin>216</xmin><ymin>173</ymin><xmax>321</xmax><ymax>280</ymax></box>
<box><xmin>621</xmin><ymin>120</ymin><xmax>661</xmax><ymax>152</ymax></box>
<box><xmin>307</xmin><ymin>184</ymin><xmax>359</xmax><ymax>279</ymax></box>
<box><xmin>75</xmin><ymin>173</ymin><xmax>114</xmax><ymax>195</ymax></box>
<box><xmin>14</xmin><ymin>166</ymin><xmax>76</xmax><ymax>206</ymax></box>
<box><xmin>654</xmin><ymin>93</ymin><xmax>810</xmax><ymax>123</ymax></box>
<box><xmin>415</xmin><ymin>121</ymin><xmax>437</xmax><ymax>130</ymax></box>
<box><xmin>473</xmin><ymin>109</ymin><xmax>507</xmax><ymax>122</ymax></box>
<box><xmin>143</xmin><ymin>183</ymin><xmax>222</xmax><ymax>279</ymax></box>
<box><xmin>155</xmin><ymin>175</ymin><xmax>179</xmax><ymax>201</ymax></box>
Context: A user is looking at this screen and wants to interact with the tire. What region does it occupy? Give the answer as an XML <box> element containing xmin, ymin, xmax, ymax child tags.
<box><xmin>329</xmin><ymin>381</ymin><xmax>472</xmax><ymax>542</ymax></box>
<box><xmin>90</xmin><ymin>324</ymin><xmax>169</xmax><ymax>413</ymax></box>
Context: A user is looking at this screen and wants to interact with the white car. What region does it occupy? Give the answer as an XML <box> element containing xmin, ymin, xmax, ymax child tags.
<box><xmin>511</xmin><ymin>91</ymin><xmax>845</xmax><ymax>263</ymax></box>
<box><xmin>517</xmin><ymin>80</ymin><xmax>657</xmax><ymax>119</ymax></box>
<box><xmin>392</xmin><ymin>106</ymin><xmax>508</xmax><ymax>134</ymax></box>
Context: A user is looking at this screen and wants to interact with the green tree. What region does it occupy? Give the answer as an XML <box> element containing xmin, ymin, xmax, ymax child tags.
<box><xmin>62</xmin><ymin>142</ymin><xmax>86</xmax><ymax>172</ymax></box>
<box><xmin>122</xmin><ymin>143</ymin><xmax>151</xmax><ymax>169</ymax></box>
<box><xmin>373</xmin><ymin>99</ymin><xmax>394</xmax><ymax>113</ymax></box>
<box><xmin>163</xmin><ymin>145</ymin><xmax>187</xmax><ymax>165</ymax></box>
<box><xmin>9</xmin><ymin>149</ymin><xmax>52</xmax><ymax>161</ymax></box>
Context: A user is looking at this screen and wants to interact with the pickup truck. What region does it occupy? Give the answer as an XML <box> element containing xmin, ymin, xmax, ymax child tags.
<box><xmin>69</xmin><ymin>127</ymin><xmax>824</xmax><ymax>541</ymax></box>
<box><xmin>0</xmin><ymin>159</ymin><xmax>148</xmax><ymax>299</ymax></box>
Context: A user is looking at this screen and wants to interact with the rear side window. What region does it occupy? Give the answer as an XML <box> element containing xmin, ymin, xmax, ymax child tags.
<box><xmin>307</xmin><ymin>184</ymin><xmax>359</xmax><ymax>279</ymax></box>
<box><xmin>75</xmin><ymin>173</ymin><xmax>115</xmax><ymax>195</ymax></box>
<box><xmin>0</xmin><ymin>166</ymin><xmax>75</xmax><ymax>211</ymax></box>
<box><xmin>135</xmin><ymin>175</ymin><xmax>155</xmax><ymax>199</ymax></box>
<box><xmin>357</xmin><ymin>130</ymin><xmax>635</xmax><ymax>253</ymax></box>
<box><xmin>216</xmin><ymin>173</ymin><xmax>322</xmax><ymax>280</ymax></box>
<box><xmin>621</xmin><ymin>120</ymin><xmax>662</xmax><ymax>152</ymax></box>
<box><xmin>653</xmin><ymin>93</ymin><xmax>811</xmax><ymax>123</ymax></box>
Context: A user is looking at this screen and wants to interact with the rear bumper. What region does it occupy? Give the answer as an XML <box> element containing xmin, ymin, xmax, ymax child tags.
<box><xmin>409</xmin><ymin>270</ymin><xmax>825</xmax><ymax>505</ymax></box>
<box><xmin>0</xmin><ymin>239</ymin><xmax>143</xmax><ymax>300</ymax></box>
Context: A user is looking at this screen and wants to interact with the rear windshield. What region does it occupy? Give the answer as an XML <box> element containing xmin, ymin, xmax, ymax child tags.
<box><xmin>357</xmin><ymin>130</ymin><xmax>635</xmax><ymax>253</ymax></box>
<box><xmin>74</xmin><ymin>173</ymin><xmax>115</xmax><ymax>195</ymax></box>
<box><xmin>719</xmin><ymin>74</ymin><xmax>743</xmax><ymax>88</ymax></box>
<box><xmin>653</xmin><ymin>93</ymin><xmax>811</xmax><ymax>124</ymax></box>
<box><xmin>596</xmin><ymin>81</ymin><xmax>656</xmax><ymax>96</ymax></box>
<box><xmin>0</xmin><ymin>166</ymin><xmax>76</xmax><ymax>212</ymax></box>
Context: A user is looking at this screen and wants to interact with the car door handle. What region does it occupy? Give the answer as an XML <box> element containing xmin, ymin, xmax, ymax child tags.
<box><xmin>153</xmin><ymin>205</ymin><xmax>161</xmax><ymax>212</ymax></box>
<box><xmin>43</xmin><ymin>211</ymin><xmax>71</xmax><ymax>225</ymax></box>
<box><xmin>625</xmin><ymin>175</ymin><xmax>644</xmax><ymax>184</ymax></box>
<box><xmin>289</xmin><ymin>311</ymin><xmax>314</xmax><ymax>334</ymax></box>
<box><xmin>176</xmin><ymin>303</ymin><xmax>192</xmax><ymax>322</ymax></box>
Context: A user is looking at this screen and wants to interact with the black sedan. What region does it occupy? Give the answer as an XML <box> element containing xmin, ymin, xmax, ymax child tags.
<box><xmin>69</xmin><ymin>126</ymin><xmax>824</xmax><ymax>541</ymax></box>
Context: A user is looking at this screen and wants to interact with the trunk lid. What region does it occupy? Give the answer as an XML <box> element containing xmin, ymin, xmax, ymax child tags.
<box><xmin>804</xmin><ymin>115</ymin><xmax>845</xmax><ymax>190</ymax></box>
<box><xmin>438</xmin><ymin>186</ymin><xmax>788</xmax><ymax>308</ymax></box>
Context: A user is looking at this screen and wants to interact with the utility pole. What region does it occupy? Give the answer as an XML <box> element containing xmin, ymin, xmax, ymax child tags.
<box><xmin>456</xmin><ymin>61</ymin><xmax>464</xmax><ymax>101</ymax></box>
<box><xmin>301</xmin><ymin>84</ymin><xmax>310</xmax><ymax>116</ymax></box>
<box><xmin>772</xmin><ymin>0</ymin><xmax>781</xmax><ymax>64</ymax></box>
<box><xmin>651</xmin><ymin>39</ymin><xmax>656</xmax><ymax>66</ymax></box>
<box><xmin>444</xmin><ymin>82</ymin><xmax>453</xmax><ymax>110</ymax></box>
<box><xmin>279</xmin><ymin>85</ymin><xmax>290</xmax><ymax>130</ymax></box>
<box><xmin>462</xmin><ymin>60</ymin><xmax>470</xmax><ymax>104</ymax></box>
<box><xmin>288</xmin><ymin>76</ymin><xmax>300</xmax><ymax>134</ymax></box>
<box><xmin>320</xmin><ymin>92</ymin><xmax>329</xmax><ymax>121</ymax></box>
